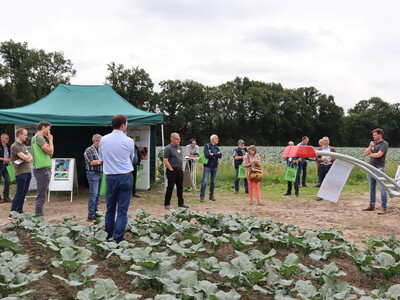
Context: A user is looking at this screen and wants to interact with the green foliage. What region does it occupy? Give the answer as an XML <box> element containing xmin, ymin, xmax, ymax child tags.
<box><xmin>0</xmin><ymin>39</ymin><xmax>76</xmax><ymax>107</ymax></box>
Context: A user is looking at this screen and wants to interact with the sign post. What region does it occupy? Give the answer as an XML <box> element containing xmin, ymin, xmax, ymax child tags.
<box><xmin>48</xmin><ymin>158</ymin><xmax>79</xmax><ymax>202</ymax></box>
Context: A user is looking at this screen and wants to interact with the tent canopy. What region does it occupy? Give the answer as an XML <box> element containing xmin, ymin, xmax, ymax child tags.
<box><xmin>0</xmin><ymin>84</ymin><xmax>163</xmax><ymax>126</ymax></box>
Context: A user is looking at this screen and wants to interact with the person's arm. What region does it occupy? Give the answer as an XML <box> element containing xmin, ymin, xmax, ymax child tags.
<box><xmin>204</xmin><ymin>144</ymin><xmax>214</xmax><ymax>158</ymax></box>
<box><xmin>40</xmin><ymin>133</ymin><xmax>54</xmax><ymax>156</ymax></box>
<box><xmin>364</xmin><ymin>141</ymin><xmax>374</xmax><ymax>156</ymax></box>
<box><xmin>370</xmin><ymin>151</ymin><xmax>384</xmax><ymax>158</ymax></box>
<box><xmin>214</xmin><ymin>146</ymin><xmax>222</xmax><ymax>158</ymax></box>
<box><xmin>17</xmin><ymin>151</ymin><xmax>33</xmax><ymax>162</ymax></box>
<box><xmin>243</xmin><ymin>155</ymin><xmax>252</xmax><ymax>167</ymax></box>
<box><xmin>163</xmin><ymin>158</ymin><xmax>173</xmax><ymax>171</ymax></box>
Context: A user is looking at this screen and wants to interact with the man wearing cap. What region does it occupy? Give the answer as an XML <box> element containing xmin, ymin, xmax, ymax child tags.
<box><xmin>233</xmin><ymin>139</ymin><xmax>248</xmax><ymax>194</ymax></box>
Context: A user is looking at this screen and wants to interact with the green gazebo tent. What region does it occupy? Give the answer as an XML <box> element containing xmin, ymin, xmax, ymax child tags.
<box><xmin>0</xmin><ymin>84</ymin><xmax>164</xmax><ymax>186</ymax></box>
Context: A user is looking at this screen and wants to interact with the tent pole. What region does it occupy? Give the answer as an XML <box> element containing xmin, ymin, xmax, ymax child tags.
<box><xmin>161</xmin><ymin>124</ymin><xmax>166</xmax><ymax>198</ymax></box>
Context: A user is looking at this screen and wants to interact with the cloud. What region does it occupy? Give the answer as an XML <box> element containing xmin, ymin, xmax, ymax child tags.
<box><xmin>246</xmin><ymin>26</ymin><xmax>318</xmax><ymax>52</ymax></box>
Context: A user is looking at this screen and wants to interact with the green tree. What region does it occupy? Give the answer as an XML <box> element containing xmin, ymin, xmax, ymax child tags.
<box><xmin>342</xmin><ymin>97</ymin><xmax>395</xmax><ymax>146</ymax></box>
<box><xmin>105</xmin><ymin>62</ymin><xmax>157</xmax><ymax>111</ymax></box>
<box><xmin>0</xmin><ymin>40</ymin><xmax>76</xmax><ymax>107</ymax></box>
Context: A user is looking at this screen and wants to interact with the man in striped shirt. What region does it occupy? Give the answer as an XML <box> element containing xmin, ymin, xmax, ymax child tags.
<box><xmin>84</xmin><ymin>134</ymin><xmax>103</xmax><ymax>221</ymax></box>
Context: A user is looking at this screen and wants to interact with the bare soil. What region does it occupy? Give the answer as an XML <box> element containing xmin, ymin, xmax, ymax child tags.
<box><xmin>1</xmin><ymin>185</ymin><xmax>400</xmax><ymax>299</ymax></box>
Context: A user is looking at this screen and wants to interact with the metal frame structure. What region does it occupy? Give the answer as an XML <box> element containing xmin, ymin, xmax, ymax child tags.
<box><xmin>317</xmin><ymin>151</ymin><xmax>400</xmax><ymax>198</ymax></box>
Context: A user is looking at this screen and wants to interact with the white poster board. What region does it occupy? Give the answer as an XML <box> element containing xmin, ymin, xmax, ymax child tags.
<box><xmin>48</xmin><ymin>158</ymin><xmax>78</xmax><ymax>202</ymax></box>
<box><xmin>317</xmin><ymin>160</ymin><xmax>353</xmax><ymax>203</ymax></box>
<box><xmin>126</xmin><ymin>125</ymin><xmax>151</xmax><ymax>190</ymax></box>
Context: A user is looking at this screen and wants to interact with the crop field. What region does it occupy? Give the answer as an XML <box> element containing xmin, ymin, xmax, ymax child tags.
<box><xmin>2</xmin><ymin>210</ymin><xmax>400</xmax><ymax>299</ymax></box>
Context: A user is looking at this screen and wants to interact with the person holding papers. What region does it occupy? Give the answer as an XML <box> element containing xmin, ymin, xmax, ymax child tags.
<box><xmin>9</xmin><ymin>128</ymin><xmax>33</xmax><ymax>219</ymax></box>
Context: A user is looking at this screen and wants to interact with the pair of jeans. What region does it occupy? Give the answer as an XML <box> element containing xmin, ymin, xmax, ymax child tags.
<box><xmin>297</xmin><ymin>160</ymin><xmax>307</xmax><ymax>185</ymax></box>
<box><xmin>105</xmin><ymin>173</ymin><xmax>133</xmax><ymax>243</ymax></box>
<box><xmin>234</xmin><ymin>168</ymin><xmax>248</xmax><ymax>192</ymax></box>
<box><xmin>164</xmin><ymin>169</ymin><xmax>184</xmax><ymax>206</ymax></box>
<box><xmin>200</xmin><ymin>167</ymin><xmax>218</xmax><ymax>198</ymax></box>
<box><xmin>246</xmin><ymin>173</ymin><xmax>261</xmax><ymax>202</ymax></box>
<box><xmin>11</xmin><ymin>172</ymin><xmax>32</xmax><ymax>213</ymax></box>
<box><xmin>0</xmin><ymin>166</ymin><xmax>11</xmax><ymax>197</ymax></box>
<box><xmin>33</xmin><ymin>168</ymin><xmax>51</xmax><ymax>215</ymax></box>
<box><xmin>86</xmin><ymin>171</ymin><xmax>102</xmax><ymax>218</ymax></box>
<box><xmin>368</xmin><ymin>167</ymin><xmax>387</xmax><ymax>209</ymax></box>
<box><xmin>318</xmin><ymin>164</ymin><xmax>331</xmax><ymax>186</ymax></box>
<box><xmin>131</xmin><ymin>166</ymin><xmax>138</xmax><ymax>196</ymax></box>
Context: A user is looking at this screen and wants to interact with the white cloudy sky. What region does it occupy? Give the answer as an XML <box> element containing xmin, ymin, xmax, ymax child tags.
<box><xmin>1</xmin><ymin>0</ymin><xmax>399</xmax><ymax>110</ymax></box>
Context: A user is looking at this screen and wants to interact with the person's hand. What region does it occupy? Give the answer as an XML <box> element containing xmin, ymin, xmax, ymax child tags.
<box><xmin>369</xmin><ymin>141</ymin><xmax>374</xmax><ymax>147</ymax></box>
<box><xmin>46</xmin><ymin>132</ymin><xmax>53</xmax><ymax>142</ymax></box>
<box><xmin>4</xmin><ymin>158</ymin><xmax>10</xmax><ymax>163</ymax></box>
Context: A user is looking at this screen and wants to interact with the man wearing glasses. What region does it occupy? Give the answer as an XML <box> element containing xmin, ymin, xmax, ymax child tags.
<box><xmin>0</xmin><ymin>133</ymin><xmax>11</xmax><ymax>203</ymax></box>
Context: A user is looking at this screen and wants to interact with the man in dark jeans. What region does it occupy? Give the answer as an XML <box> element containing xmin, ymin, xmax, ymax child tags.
<box><xmin>9</xmin><ymin>128</ymin><xmax>33</xmax><ymax>218</ymax></box>
<box><xmin>297</xmin><ymin>136</ymin><xmax>309</xmax><ymax>187</ymax></box>
<box><xmin>233</xmin><ymin>139</ymin><xmax>248</xmax><ymax>194</ymax></box>
<box><xmin>0</xmin><ymin>133</ymin><xmax>11</xmax><ymax>203</ymax></box>
<box><xmin>131</xmin><ymin>137</ymin><xmax>141</xmax><ymax>198</ymax></box>
<box><xmin>163</xmin><ymin>132</ymin><xmax>188</xmax><ymax>210</ymax></box>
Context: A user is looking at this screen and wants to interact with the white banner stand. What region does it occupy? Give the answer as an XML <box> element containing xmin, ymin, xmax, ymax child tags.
<box><xmin>317</xmin><ymin>160</ymin><xmax>353</xmax><ymax>203</ymax></box>
<box><xmin>48</xmin><ymin>158</ymin><xmax>79</xmax><ymax>202</ymax></box>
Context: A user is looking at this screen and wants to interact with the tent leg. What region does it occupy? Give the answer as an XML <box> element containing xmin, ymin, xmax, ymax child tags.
<box><xmin>47</xmin><ymin>191</ymin><xmax>51</xmax><ymax>202</ymax></box>
<box><xmin>161</xmin><ymin>124</ymin><xmax>166</xmax><ymax>199</ymax></box>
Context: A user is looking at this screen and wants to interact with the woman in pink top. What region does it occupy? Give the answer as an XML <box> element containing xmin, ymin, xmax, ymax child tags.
<box><xmin>243</xmin><ymin>145</ymin><xmax>262</xmax><ymax>205</ymax></box>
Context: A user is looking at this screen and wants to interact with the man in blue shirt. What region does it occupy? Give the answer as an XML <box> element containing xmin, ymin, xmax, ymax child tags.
<box><xmin>200</xmin><ymin>134</ymin><xmax>222</xmax><ymax>202</ymax></box>
<box><xmin>99</xmin><ymin>114</ymin><xmax>134</xmax><ymax>243</ymax></box>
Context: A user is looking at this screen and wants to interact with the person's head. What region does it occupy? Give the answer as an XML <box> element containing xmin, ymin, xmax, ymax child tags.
<box><xmin>248</xmin><ymin>145</ymin><xmax>257</xmax><ymax>155</ymax></box>
<box><xmin>322</xmin><ymin>136</ymin><xmax>330</xmax><ymax>147</ymax></box>
<box><xmin>372</xmin><ymin>128</ymin><xmax>384</xmax><ymax>142</ymax></box>
<box><xmin>238</xmin><ymin>139</ymin><xmax>245</xmax><ymax>148</ymax></box>
<box><xmin>189</xmin><ymin>139</ymin><xmax>196</xmax><ymax>147</ymax></box>
<box><xmin>301</xmin><ymin>136</ymin><xmax>309</xmax><ymax>145</ymax></box>
<box><xmin>92</xmin><ymin>134</ymin><xmax>102</xmax><ymax>148</ymax></box>
<box><xmin>112</xmin><ymin>114</ymin><xmax>128</xmax><ymax>130</ymax></box>
<box><xmin>170</xmin><ymin>133</ymin><xmax>180</xmax><ymax>146</ymax></box>
<box><xmin>210</xmin><ymin>134</ymin><xmax>219</xmax><ymax>145</ymax></box>
<box><xmin>318</xmin><ymin>139</ymin><xmax>323</xmax><ymax>147</ymax></box>
<box><xmin>37</xmin><ymin>121</ymin><xmax>51</xmax><ymax>135</ymax></box>
<box><xmin>288</xmin><ymin>141</ymin><xmax>294</xmax><ymax>146</ymax></box>
<box><xmin>15</xmin><ymin>128</ymin><xmax>28</xmax><ymax>143</ymax></box>
<box><xmin>1</xmin><ymin>133</ymin><xmax>9</xmax><ymax>145</ymax></box>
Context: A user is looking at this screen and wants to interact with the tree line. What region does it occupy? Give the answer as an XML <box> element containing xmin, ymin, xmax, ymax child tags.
<box><xmin>1</xmin><ymin>40</ymin><xmax>399</xmax><ymax>147</ymax></box>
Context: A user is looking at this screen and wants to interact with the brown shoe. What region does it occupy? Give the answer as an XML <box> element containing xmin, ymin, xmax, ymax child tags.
<box><xmin>200</xmin><ymin>198</ymin><xmax>205</xmax><ymax>202</ymax></box>
<box><xmin>362</xmin><ymin>205</ymin><xmax>375</xmax><ymax>211</ymax></box>
<box><xmin>377</xmin><ymin>208</ymin><xmax>386</xmax><ymax>215</ymax></box>
<box><xmin>209</xmin><ymin>196</ymin><xmax>216</xmax><ymax>201</ymax></box>
<box><xmin>3</xmin><ymin>196</ymin><xmax>11</xmax><ymax>203</ymax></box>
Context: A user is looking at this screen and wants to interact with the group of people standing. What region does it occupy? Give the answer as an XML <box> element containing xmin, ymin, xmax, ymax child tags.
<box><xmin>164</xmin><ymin>135</ymin><xmax>265</xmax><ymax>209</ymax></box>
<box><xmin>0</xmin><ymin>122</ymin><xmax>53</xmax><ymax>219</ymax></box>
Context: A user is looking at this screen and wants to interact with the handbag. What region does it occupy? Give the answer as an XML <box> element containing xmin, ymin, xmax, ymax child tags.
<box><xmin>32</xmin><ymin>135</ymin><xmax>52</xmax><ymax>169</ymax></box>
<box><xmin>198</xmin><ymin>147</ymin><xmax>209</xmax><ymax>164</ymax></box>
<box><xmin>284</xmin><ymin>163</ymin><xmax>298</xmax><ymax>182</ymax></box>
<box><xmin>249</xmin><ymin>168</ymin><xmax>263</xmax><ymax>182</ymax></box>
<box><xmin>238</xmin><ymin>164</ymin><xmax>246</xmax><ymax>179</ymax></box>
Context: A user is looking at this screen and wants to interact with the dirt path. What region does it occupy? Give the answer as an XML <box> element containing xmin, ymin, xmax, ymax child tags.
<box><xmin>1</xmin><ymin>187</ymin><xmax>399</xmax><ymax>244</ymax></box>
